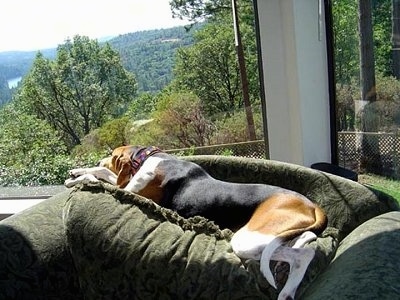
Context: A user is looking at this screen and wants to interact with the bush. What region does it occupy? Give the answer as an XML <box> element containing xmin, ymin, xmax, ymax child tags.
<box><xmin>0</xmin><ymin>155</ymin><xmax>74</xmax><ymax>186</ymax></box>
<box><xmin>211</xmin><ymin>107</ymin><xmax>264</xmax><ymax>144</ymax></box>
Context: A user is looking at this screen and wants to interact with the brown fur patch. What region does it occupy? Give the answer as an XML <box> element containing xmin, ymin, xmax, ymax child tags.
<box><xmin>136</xmin><ymin>169</ymin><xmax>165</xmax><ymax>204</ymax></box>
<box><xmin>246</xmin><ymin>193</ymin><xmax>327</xmax><ymax>239</ymax></box>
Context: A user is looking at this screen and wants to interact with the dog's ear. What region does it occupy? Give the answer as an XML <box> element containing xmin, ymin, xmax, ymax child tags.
<box><xmin>116</xmin><ymin>155</ymin><xmax>132</xmax><ymax>188</ymax></box>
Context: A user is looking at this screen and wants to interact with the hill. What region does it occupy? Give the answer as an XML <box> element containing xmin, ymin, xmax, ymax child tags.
<box><xmin>0</xmin><ymin>25</ymin><xmax>200</xmax><ymax>107</ymax></box>
<box><xmin>109</xmin><ymin>25</ymin><xmax>200</xmax><ymax>92</ymax></box>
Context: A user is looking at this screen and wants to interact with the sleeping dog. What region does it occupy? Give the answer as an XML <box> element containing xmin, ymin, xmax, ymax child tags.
<box><xmin>65</xmin><ymin>145</ymin><xmax>327</xmax><ymax>300</ymax></box>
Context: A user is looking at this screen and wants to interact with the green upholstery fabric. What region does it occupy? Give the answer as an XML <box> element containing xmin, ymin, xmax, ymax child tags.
<box><xmin>0</xmin><ymin>155</ymin><xmax>398</xmax><ymax>299</ymax></box>
<box><xmin>0</xmin><ymin>191</ymin><xmax>82</xmax><ymax>300</ymax></box>
<box><xmin>64</xmin><ymin>182</ymin><xmax>272</xmax><ymax>299</ymax></box>
<box><xmin>302</xmin><ymin>211</ymin><xmax>400</xmax><ymax>299</ymax></box>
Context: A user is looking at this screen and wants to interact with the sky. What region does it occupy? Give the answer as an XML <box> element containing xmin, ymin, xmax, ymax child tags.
<box><xmin>0</xmin><ymin>0</ymin><xmax>189</xmax><ymax>52</ymax></box>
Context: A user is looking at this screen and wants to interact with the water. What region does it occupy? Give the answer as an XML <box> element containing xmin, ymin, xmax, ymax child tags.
<box><xmin>7</xmin><ymin>76</ymin><xmax>22</xmax><ymax>89</ymax></box>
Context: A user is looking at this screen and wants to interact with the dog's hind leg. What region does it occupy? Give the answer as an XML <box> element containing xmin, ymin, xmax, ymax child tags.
<box><xmin>261</xmin><ymin>245</ymin><xmax>315</xmax><ymax>300</ymax></box>
<box><xmin>230</xmin><ymin>228</ymin><xmax>282</xmax><ymax>288</ymax></box>
<box><xmin>290</xmin><ymin>231</ymin><xmax>317</xmax><ymax>248</ymax></box>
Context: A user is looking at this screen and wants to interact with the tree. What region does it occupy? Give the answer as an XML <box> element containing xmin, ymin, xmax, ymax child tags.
<box><xmin>332</xmin><ymin>0</ymin><xmax>359</xmax><ymax>84</ymax></box>
<box><xmin>173</xmin><ymin>17</ymin><xmax>259</xmax><ymax>113</ymax></box>
<box><xmin>125</xmin><ymin>92</ymin><xmax>158</xmax><ymax>120</ymax></box>
<box><xmin>173</xmin><ymin>22</ymin><xmax>241</xmax><ymax>116</ymax></box>
<box><xmin>359</xmin><ymin>0</ymin><xmax>376</xmax><ymax>104</ymax></box>
<box><xmin>358</xmin><ymin>0</ymin><xmax>381</xmax><ymax>173</ymax></box>
<box><xmin>231</xmin><ymin>0</ymin><xmax>256</xmax><ymax>140</ymax></box>
<box><xmin>0</xmin><ymin>103</ymin><xmax>72</xmax><ymax>186</ymax></box>
<box><xmin>372</xmin><ymin>0</ymin><xmax>391</xmax><ymax>76</ymax></box>
<box><xmin>333</xmin><ymin>0</ymin><xmax>393</xmax><ymax>83</ymax></box>
<box><xmin>171</xmin><ymin>0</ymin><xmax>258</xmax><ymax>141</ymax></box>
<box><xmin>392</xmin><ymin>0</ymin><xmax>400</xmax><ymax>78</ymax></box>
<box><xmin>16</xmin><ymin>35</ymin><xmax>137</xmax><ymax>149</ymax></box>
<box><xmin>128</xmin><ymin>92</ymin><xmax>215</xmax><ymax>148</ymax></box>
<box><xmin>170</xmin><ymin>0</ymin><xmax>231</xmax><ymax>22</ymax></box>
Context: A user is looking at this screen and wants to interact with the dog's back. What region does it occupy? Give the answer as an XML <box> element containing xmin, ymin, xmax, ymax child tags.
<box><xmin>156</xmin><ymin>158</ymin><xmax>308</xmax><ymax>231</ymax></box>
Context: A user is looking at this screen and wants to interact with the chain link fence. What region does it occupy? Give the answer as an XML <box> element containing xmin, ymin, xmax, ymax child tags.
<box><xmin>165</xmin><ymin>140</ymin><xmax>267</xmax><ymax>159</ymax></box>
<box><xmin>338</xmin><ymin>131</ymin><xmax>400</xmax><ymax>177</ymax></box>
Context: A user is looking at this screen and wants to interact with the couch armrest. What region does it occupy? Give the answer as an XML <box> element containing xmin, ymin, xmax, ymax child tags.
<box><xmin>0</xmin><ymin>191</ymin><xmax>82</xmax><ymax>300</ymax></box>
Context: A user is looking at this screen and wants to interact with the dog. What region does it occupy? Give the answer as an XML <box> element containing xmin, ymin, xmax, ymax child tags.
<box><xmin>65</xmin><ymin>145</ymin><xmax>327</xmax><ymax>300</ymax></box>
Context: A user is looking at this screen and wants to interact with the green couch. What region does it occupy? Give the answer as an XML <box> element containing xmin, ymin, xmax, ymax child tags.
<box><xmin>0</xmin><ymin>156</ymin><xmax>399</xmax><ymax>299</ymax></box>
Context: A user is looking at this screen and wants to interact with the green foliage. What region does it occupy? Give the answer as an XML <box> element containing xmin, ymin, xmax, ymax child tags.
<box><xmin>219</xmin><ymin>148</ymin><xmax>234</xmax><ymax>156</ymax></box>
<box><xmin>125</xmin><ymin>93</ymin><xmax>158</xmax><ymax>120</ymax></box>
<box><xmin>173</xmin><ymin>22</ymin><xmax>238</xmax><ymax>115</ymax></box>
<box><xmin>338</xmin><ymin>74</ymin><xmax>400</xmax><ymax>132</ymax></box>
<box><xmin>173</xmin><ymin>17</ymin><xmax>259</xmax><ymax>117</ymax></box>
<box><xmin>110</xmin><ymin>26</ymin><xmax>200</xmax><ymax>92</ymax></box>
<box><xmin>336</xmin><ymin>83</ymin><xmax>356</xmax><ymax>131</ymax></box>
<box><xmin>333</xmin><ymin>0</ymin><xmax>393</xmax><ymax>84</ymax></box>
<box><xmin>71</xmin><ymin>116</ymin><xmax>131</xmax><ymax>158</ymax></box>
<box><xmin>127</xmin><ymin>92</ymin><xmax>215</xmax><ymax>148</ymax></box>
<box><xmin>372</xmin><ymin>0</ymin><xmax>392</xmax><ymax>76</ymax></box>
<box><xmin>211</xmin><ymin>106</ymin><xmax>264</xmax><ymax>144</ymax></box>
<box><xmin>0</xmin><ymin>27</ymin><xmax>196</xmax><ymax>106</ymax></box>
<box><xmin>172</xmin><ymin>146</ymin><xmax>197</xmax><ymax>156</ymax></box>
<box><xmin>332</xmin><ymin>0</ymin><xmax>359</xmax><ymax>84</ymax></box>
<box><xmin>15</xmin><ymin>36</ymin><xmax>137</xmax><ymax>149</ymax></box>
<box><xmin>0</xmin><ymin>49</ymin><xmax>56</xmax><ymax>106</ymax></box>
<box><xmin>375</xmin><ymin>73</ymin><xmax>400</xmax><ymax>102</ymax></box>
<box><xmin>359</xmin><ymin>73</ymin><xmax>400</xmax><ymax>131</ymax></box>
<box><xmin>0</xmin><ymin>104</ymin><xmax>111</xmax><ymax>186</ymax></box>
<box><xmin>0</xmin><ymin>3</ymin><xmax>264</xmax><ymax>185</ymax></box>
<box><xmin>0</xmin><ymin>74</ymin><xmax>12</xmax><ymax>107</ymax></box>
<box><xmin>97</xmin><ymin>117</ymin><xmax>130</xmax><ymax>149</ymax></box>
<box><xmin>170</xmin><ymin>0</ymin><xmax>231</xmax><ymax>22</ymax></box>
<box><xmin>0</xmin><ymin>103</ymin><xmax>73</xmax><ymax>186</ymax></box>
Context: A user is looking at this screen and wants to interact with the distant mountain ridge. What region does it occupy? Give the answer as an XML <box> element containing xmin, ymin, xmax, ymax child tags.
<box><xmin>0</xmin><ymin>24</ymin><xmax>201</xmax><ymax>107</ymax></box>
<box><xmin>109</xmin><ymin>25</ymin><xmax>200</xmax><ymax>92</ymax></box>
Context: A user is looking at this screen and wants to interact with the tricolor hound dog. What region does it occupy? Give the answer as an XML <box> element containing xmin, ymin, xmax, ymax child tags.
<box><xmin>65</xmin><ymin>146</ymin><xmax>327</xmax><ymax>300</ymax></box>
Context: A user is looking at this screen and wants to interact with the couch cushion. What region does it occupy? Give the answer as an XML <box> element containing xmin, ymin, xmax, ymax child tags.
<box><xmin>64</xmin><ymin>183</ymin><xmax>273</xmax><ymax>299</ymax></box>
<box><xmin>302</xmin><ymin>211</ymin><xmax>400</xmax><ymax>299</ymax></box>
<box><xmin>63</xmin><ymin>182</ymin><xmax>338</xmax><ymax>299</ymax></box>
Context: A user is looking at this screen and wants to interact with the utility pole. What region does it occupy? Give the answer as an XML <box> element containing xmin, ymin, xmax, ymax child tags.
<box><xmin>231</xmin><ymin>0</ymin><xmax>256</xmax><ymax>141</ymax></box>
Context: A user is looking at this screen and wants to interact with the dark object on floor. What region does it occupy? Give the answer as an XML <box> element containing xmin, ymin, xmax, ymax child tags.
<box><xmin>311</xmin><ymin>162</ymin><xmax>358</xmax><ymax>182</ymax></box>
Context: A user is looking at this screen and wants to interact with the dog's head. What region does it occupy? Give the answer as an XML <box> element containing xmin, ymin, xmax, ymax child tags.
<box><xmin>99</xmin><ymin>145</ymin><xmax>144</xmax><ymax>188</ymax></box>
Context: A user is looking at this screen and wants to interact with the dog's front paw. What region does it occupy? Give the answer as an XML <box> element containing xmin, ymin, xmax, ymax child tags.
<box><xmin>64</xmin><ymin>177</ymin><xmax>76</xmax><ymax>188</ymax></box>
<box><xmin>64</xmin><ymin>174</ymin><xmax>100</xmax><ymax>188</ymax></box>
<box><xmin>68</xmin><ymin>168</ymin><xmax>87</xmax><ymax>178</ymax></box>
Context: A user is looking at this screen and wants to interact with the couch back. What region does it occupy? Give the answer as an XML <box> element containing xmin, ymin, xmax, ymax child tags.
<box><xmin>184</xmin><ymin>155</ymin><xmax>399</xmax><ymax>240</ymax></box>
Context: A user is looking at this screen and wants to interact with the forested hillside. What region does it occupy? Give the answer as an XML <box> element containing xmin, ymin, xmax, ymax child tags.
<box><xmin>0</xmin><ymin>0</ymin><xmax>264</xmax><ymax>186</ymax></box>
<box><xmin>0</xmin><ymin>48</ymin><xmax>56</xmax><ymax>106</ymax></box>
<box><xmin>109</xmin><ymin>25</ymin><xmax>201</xmax><ymax>92</ymax></box>
<box><xmin>0</xmin><ymin>25</ymin><xmax>199</xmax><ymax>106</ymax></box>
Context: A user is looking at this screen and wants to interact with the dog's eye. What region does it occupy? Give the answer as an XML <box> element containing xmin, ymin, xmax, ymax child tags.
<box><xmin>95</xmin><ymin>161</ymin><xmax>101</xmax><ymax>167</ymax></box>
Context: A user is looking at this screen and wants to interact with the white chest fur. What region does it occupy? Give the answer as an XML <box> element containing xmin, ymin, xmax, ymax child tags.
<box><xmin>124</xmin><ymin>156</ymin><xmax>164</xmax><ymax>193</ymax></box>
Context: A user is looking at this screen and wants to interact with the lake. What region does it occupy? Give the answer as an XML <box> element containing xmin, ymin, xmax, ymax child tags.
<box><xmin>7</xmin><ymin>76</ymin><xmax>22</xmax><ymax>89</ymax></box>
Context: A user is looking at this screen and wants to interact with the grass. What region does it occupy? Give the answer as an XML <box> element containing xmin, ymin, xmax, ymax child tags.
<box><xmin>358</xmin><ymin>174</ymin><xmax>400</xmax><ymax>204</ymax></box>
